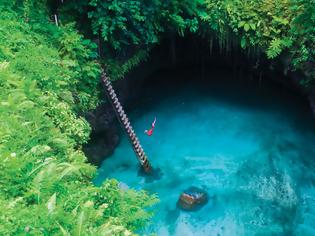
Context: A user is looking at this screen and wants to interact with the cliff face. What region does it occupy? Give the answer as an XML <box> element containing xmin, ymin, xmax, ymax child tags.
<box><xmin>83</xmin><ymin>102</ymin><xmax>120</xmax><ymax>166</ymax></box>
<box><xmin>283</xmin><ymin>61</ymin><xmax>315</xmax><ymax>117</ymax></box>
<box><xmin>308</xmin><ymin>86</ymin><xmax>315</xmax><ymax>116</ymax></box>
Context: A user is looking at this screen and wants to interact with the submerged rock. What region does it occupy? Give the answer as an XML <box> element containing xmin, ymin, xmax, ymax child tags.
<box><xmin>177</xmin><ymin>186</ymin><xmax>208</xmax><ymax>211</ymax></box>
<box><xmin>137</xmin><ymin>166</ymin><xmax>163</xmax><ymax>183</ymax></box>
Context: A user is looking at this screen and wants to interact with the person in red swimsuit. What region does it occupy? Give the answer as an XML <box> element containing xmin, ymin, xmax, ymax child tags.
<box><xmin>144</xmin><ymin>117</ymin><xmax>156</xmax><ymax>136</ymax></box>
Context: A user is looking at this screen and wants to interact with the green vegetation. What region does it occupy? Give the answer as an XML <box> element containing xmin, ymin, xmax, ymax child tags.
<box><xmin>61</xmin><ymin>0</ymin><xmax>314</xmax><ymax>83</ymax></box>
<box><xmin>0</xmin><ymin>2</ymin><xmax>157</xmax><ymax>235</ymax></box>
<box><xmin>202</xmin><ymin>0</ymin><xmax>315</xmax><ymax>85</ymax></box>
<box><xmin>0</xmin><ymin>0</ymin><xmax>314</xmax><ymax>235</ymax></box>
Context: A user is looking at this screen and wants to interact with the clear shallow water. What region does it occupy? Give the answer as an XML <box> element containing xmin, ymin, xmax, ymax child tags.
<box><xmin>95</xmin><ymin>71</ymin><xmax>315</xmax><ymax>235</ymax></box>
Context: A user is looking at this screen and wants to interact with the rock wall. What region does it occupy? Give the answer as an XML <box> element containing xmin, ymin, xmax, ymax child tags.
<box><xmin>310</xmin><ymin>91</ymin><xmax>315</xmax><ymax>116</ymax></box>
<box><xmin>83</xmin><ymin>102</ymin><xmax>120</xmax><ymax>166</ymax></box>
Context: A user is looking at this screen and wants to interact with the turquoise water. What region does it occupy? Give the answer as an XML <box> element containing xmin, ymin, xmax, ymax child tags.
<box><xmin>95</xmin><ymin>71</ymin><xmax>315</xmax><ymax>235</ymax></box>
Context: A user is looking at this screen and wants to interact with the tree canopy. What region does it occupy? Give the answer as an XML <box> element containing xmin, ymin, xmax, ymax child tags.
<box><xmin>60</xmin><ymin>0</ymin><xmax>314</xmax><ymax>83</ymax></box>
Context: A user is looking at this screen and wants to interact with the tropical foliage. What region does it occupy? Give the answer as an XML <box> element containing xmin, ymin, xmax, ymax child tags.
<box><xmin>60</xmin><ymin>0</ymin><xmax>203</xmax><ymax>79</ymax></box>
<box><xmin>60</xmin><ymin>0</ymin><xmax>314</xmax><ymax>84</ymax></box>
<box><xmin>202</xmin><ymin>0</ymin><xmax>315</xmax><ymax>85</ymax></box>
<box><xmin>0</xmin><ymin>2</ymin><xmax>157</xmax><ymax>235</ymax></box>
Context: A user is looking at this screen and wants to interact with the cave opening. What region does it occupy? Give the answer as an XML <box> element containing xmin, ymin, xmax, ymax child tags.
<box><xmin>84</xmin><ymin>33</ymin><xmax>313</xmax><ymax>166</ymax></box>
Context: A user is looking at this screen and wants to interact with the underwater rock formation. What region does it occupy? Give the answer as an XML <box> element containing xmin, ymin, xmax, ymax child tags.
<box><xmin>177</xmin><ymin>186</ymin><xmax>208</xmax><ymax>211</ymax></box>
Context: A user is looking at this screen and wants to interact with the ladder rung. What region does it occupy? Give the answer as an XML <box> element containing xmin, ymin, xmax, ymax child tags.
<box><xmin>139</xmin><ymin>153</ymin><xmax>145</xmax><ymax>160</ymax></box>
<box><xmin>102</xmin><ymin>74</ymin><xmax>151</xmax><ymax>173</ymax></box>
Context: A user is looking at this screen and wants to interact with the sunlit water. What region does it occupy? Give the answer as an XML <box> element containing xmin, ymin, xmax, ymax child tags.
<box><xmin>95</xmin><ymin>70</ymin><xmax>315</xmax><ymax>235</ymax></box>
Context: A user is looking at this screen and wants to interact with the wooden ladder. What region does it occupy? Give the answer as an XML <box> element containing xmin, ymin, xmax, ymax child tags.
<box><xmin>101</xmin><ymin>71</ymin><xmax>152</xmax><ymax>174</ymax></box>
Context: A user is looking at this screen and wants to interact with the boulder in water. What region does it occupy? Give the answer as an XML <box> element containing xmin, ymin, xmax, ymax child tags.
<box><xmin>177</xmin><ymin>186</ymin><xmax>208</xmax><ymax>211</ymax></box>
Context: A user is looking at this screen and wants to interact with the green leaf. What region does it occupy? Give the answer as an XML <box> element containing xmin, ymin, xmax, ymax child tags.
<box><xmin>238</xmin><ymin>21</ymin><xmax>246</xmax><ymax>28</ymax></box>
<box><xmin>47</xmin><ymin>193</ymin><xmax>56</xmax><ymax>214</ymax></box>
<box><xmin>241</xmin><ymin>37</ymin><xmax>247</xmax><ymax>49</ymax></box>
<box><xmin>244</xmin><ymin>23</ymin><xmax>250</xmax><ymax>32</ymax></box>
<box><xmin>57</xmin><ymin>223</ymin><xmax>70</xmax><ymax>236</ymax></box>
<box><xmin>74</xmin><ymin>211</ymin><xmax>85</xmax><ymax>236</ymax></box>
